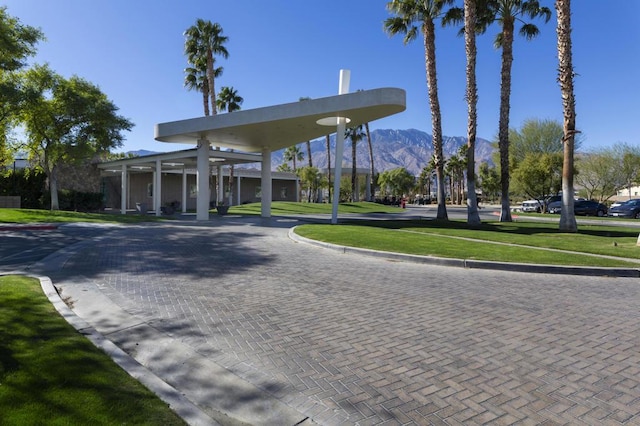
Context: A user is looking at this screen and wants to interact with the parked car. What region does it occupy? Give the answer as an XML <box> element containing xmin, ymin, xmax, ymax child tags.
<box><xmin>574</xmin><ymin>200</ymin><xmax>608</xmax><ymax>216</ymax></box>
<box><xmin>521</xmin><ymin>199</ymin><xmax>542</xmax><ymax>213</ymax></box>
<box><xmin>547</xmin><ymin>200</ymin><xmax>608</xmax><ymax>216</ymax></box>
<box><xmin>609</xmin><ymin>199</ymin><xmax>640</xmax><ymax>218</ymax></box>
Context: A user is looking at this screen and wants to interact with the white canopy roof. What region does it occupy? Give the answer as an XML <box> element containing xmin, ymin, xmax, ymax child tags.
<box><xmin>154</xmin><ymin>88</ymin><xmax>406</xmax><ymax>152</ymax></box>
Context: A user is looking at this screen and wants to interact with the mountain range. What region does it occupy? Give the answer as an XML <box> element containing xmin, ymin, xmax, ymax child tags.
<box><xmin>129</xmin><ymin>129</ymin><xmax>495</xmax><ymax>176</ymax></box>
<box><xmin>273</xmin><ymin>128</ymin><xmax>495</xmax><ymax>176</ymax></box>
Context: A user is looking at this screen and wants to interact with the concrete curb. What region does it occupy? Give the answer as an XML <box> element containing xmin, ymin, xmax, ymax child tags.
<box><xmin>288</xmin><ymin>227</ymin><xmax>640</xmax><ymax>278</ymax></box>
<box><xmin>33</xmin><ymin>274</ymin><xmax>221</xmax><ymax>426</ymax></box>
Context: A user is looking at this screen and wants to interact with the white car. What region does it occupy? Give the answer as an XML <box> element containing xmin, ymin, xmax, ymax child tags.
<box><xmin>521</xmin><ymin>199</ymin><xmax>542</xmax><ymax>213</ymax></box>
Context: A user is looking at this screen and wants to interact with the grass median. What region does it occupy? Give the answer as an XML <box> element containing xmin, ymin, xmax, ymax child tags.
<box><xmin>228</xmin><ymin>201</ymin><xmax>403</xmax><ymax>215</ymax></box>
<box><xmin>0</xmin><ymin>275</ymin><xmax>186</xmax><ymax>425</ymax></box>
<box><xmin>0</xmin><ymin>208</ymin><xmax>167</xmax><ymax>224</ymax></box>
<box><xmin>294</xmin><ymin>219</ymin><xmax>640</xmax><ymax>268</ymax></box>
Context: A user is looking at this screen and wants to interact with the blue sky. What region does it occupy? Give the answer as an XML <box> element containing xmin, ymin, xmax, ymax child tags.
<box><xmin>5</xmin><ymin>0</ymin><xmax>639</xmax><ymax>154</ymax></box>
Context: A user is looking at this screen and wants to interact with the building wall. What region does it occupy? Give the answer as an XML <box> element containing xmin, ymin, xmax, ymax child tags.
<box><xmin>102</xmin><ymin>171</ymin><xmax>297</xmax><ymax>210</ymax></box>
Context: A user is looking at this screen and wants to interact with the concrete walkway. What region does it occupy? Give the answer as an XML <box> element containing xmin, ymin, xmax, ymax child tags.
<box><xmin>10</xmin><ymin>214</ymin><xmax>640</xmax><ymax>425</ymax></box>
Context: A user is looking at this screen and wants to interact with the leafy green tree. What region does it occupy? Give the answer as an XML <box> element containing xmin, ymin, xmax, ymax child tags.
<box><xmin>478</xmin><ymin>162</ymin><xmax>500</xmax><ymax>203</ymax></box>
<box><xmin>556</xmin><ymin>0</ymin><xmax>578</xmax><ymax>231</ymax></box>
<box><xmin>481</xmin><ymin>0</ymin><xmax>552</xmax><ymax>222</ymax></box>
<box><xmin>575</xmin><ymin>150</ymin><xmax>619</xmax><ymax>203</ymax></box>
<box><xmin>615</xmin><ymin>142</ymin><xmax>640</xmax><ymax>200</ymax></box>
<box><xmin>385</xmin><ymin>0</ymin><xmax>454</xmax><ymax>220</ymax></box>
<box><xmin>297</xmin><ymin>166</ymin><xmax>321</xmax><ymax>203</ymax></box>
<box><xmin>345</xmin><ymin>125</ymin><xmax>365</xmax><ymax>201</ymax></box>
<box><xmin>20</xmin><ymin>65</ymin><xmax>133</xmax><ymax>210</ymax></box>
<box><xmin>512</xmin><ymin>152</ymin><xmax>562</xmax><ymax>208</ymax></box>
<box><xmin>0</xmin><ymin>7</ymin><xmax>44</xmax><ymax>72</ymax></box>
<box><xmin>184</xmin><ymin>19</ymin><xmax>228</xmax><ymax>116</ymax></box>
<box><xmin>378</xmin><ymin>167</ymin><xmax>415</xmax><ymax>199</ymax></box>
<box><xmin>510</xmin><ymin>118</ymin><xmax>566</xmax><ymax>164</ymax></box>
<box><xmin>507</xmin><ymin>119</ymin><xmax>566</xmax><ymax>207</ymax></box>
<box><xmin>283</xmin><ymin>145</ymin><xmax>304</xmax><ymax>171</ymax></box>
<box><xmin>0</xmin><ymin>7</ymin><xmax>44</xmax><ymax>166</ymax></box>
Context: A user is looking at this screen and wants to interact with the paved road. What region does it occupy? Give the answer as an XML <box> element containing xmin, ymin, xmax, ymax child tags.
<box><xmin>0</xmin><ymin>223</ymin><xmax>113</xmax><ymax>271</ymax></box>
<box><xmin>5</xmin><ymin>215</ymin><xmax>640</xmax><ymax>425</ymax></box>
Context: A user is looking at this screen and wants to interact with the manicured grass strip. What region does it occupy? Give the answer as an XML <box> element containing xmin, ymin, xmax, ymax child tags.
<box><xmin>0</xmin><ymin>208</ymin><xmax>167</xmax><ymax>224</ymax></box>
<box><xmin>228</xmin><ymin>201</ymin><xmax>404</xmax><ymax>216</ymax></box>
<box><xmin>0</xmin><ymin>275</ymin><xmax>186</xmax><ymax>425</ymax></box>
<box><xmin>294</xmin><ymin>221</ymin><xmax>640</xmax><ymax>267</ymax></box>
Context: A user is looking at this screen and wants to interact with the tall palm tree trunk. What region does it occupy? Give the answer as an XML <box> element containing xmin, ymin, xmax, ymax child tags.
<box><xmin>556</xmin><ymin>0</ymin><xmax>577</xmax><ymax>232</ymax></box>
<box><xmin>365</xmin><ymin>122</ymin><xmax>374</xmax><ymax>201</ymax></box>
<box><xmin>326</xmin><ymin>135</ymin><xmax>331</xmax><ymax>202</ymax></box>
<box><xmin>498</xmin><ymin>18</ymin><xmax>515</xmax><ymax>222</ymax></box>
<box><xmin>465</xmin><ymin>0</ymin><xmax>481</xmax><ymax>225</ymax></box>
<box><xmin>206</xmin><ymin>50</ymin><xmax>216</xmax><ymax>115</ymax></box>
<box><xmin>306</xmin><ymin>140</ymin><xmax>313</xmax><ymax>167</ymax></box>
<box><xmin>424</xmin><ymin>19</ymin><xmax>448</xmax><ymax>220</ymax></box>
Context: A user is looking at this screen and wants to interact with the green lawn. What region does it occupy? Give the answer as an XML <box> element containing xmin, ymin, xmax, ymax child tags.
<box><xmin>0</xmin><ymin>275</ymin><xmax>186</xmax><ymax>425</ymax></box>
<box><xmin>0</xmin><ymin>208</ymin><xmax>167</xmax><ymax>224</ymax></box>
<box><xmin>228</xmin><ymin>201</ymin><xmax>403</xmax><ymax>215</ymax></box>
<box><xmin>294</xmin><ymin>219</ymin><xmax>640</xmax><ymax>268</ymax></box>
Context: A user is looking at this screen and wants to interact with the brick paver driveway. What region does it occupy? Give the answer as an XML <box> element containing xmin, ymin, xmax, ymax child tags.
<box><xmin>45</xmin><ymin>217</ymin><xmax>640</xmax><ymax>425</ymax></box>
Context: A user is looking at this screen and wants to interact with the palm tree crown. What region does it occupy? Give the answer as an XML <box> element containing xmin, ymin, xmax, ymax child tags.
<box><xmin>184</xmin><ymin>19</ymin><xmax>229</xmax><ymax>115</ymax></box>
<box><xmin>216</xmin><ymin>86</ymin><xmax>243</xmax><ymax>113</ymax></box>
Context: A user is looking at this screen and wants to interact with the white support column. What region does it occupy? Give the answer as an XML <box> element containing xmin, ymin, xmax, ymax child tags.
<box><xmin>196</xmin><ymin>139</ymin><xmax>211</xmax><ymax>220</ymax></box>
<box><xmin>331</xmin><ymin>69</ymin><xmax>351</xmax><ymax>224</ymax></box>
<box><xmin>365</xmin><ymin>173</ymin><xmax>372</xmax><ymax>201</ymax></box>
<box><xmin>261</xmin><ymin>147</ymin><xmax>272</xmax><ymax>218</ymax></box>
<box><xmin>236</xmin><ymin>174</ymin><xmax>241</xmax><ymax>206</ymax></box>
<box><xmin>155</xmin><ymin>159</ymin><xmax>162</xmax><ymax>216</ymax></box>
<box><xmin>120</xmin><ymin>164</ymin><xmax>127</xmax><ymax>215</ymax></box>
<box><xmin>181</xmin><ymin>168</ymin><xmax>187</xmax><ymax>213</ymax></box>
<box><xmin>217</xmin><ymin>165</ymin><xmax>224</xmax><ymax>204</ymax></box>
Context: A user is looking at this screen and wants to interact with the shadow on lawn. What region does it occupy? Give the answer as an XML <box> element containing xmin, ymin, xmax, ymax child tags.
<box><xmin>340</xmin><ymin>218</ymin><xmax>639</xmax><ymax>239</ymax></box>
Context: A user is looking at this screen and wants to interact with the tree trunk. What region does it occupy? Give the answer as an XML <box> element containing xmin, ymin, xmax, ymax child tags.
<box><xmin>49</xmin><ymin>166</ymin><xmax>59</xmax><ymax>210</ymax></box>
<box><xmin>365</xmin><ymin>122</ymin><xmax>374</xmax><ymax>201</ymax></box>
<box><xmin>465</xmin><ymin>0</ymin><xmax>481</xmax><ymax>225</ymax></box>
<box><xmin>206</xmin><ymin>49</ymin><xmax>216</xmax><ymax>115</ymax></box>
<box><xmin>556</xmin><ymin>0</ymin><xmax>578</xmax><ymax>232</ymax></box>
<box><xmin>498</xmin><ymin>18</ymin><xmax>515</xmax><ymax>222</ymax></box>
<box><xmin>423</xmin><ymin>19</ymin><xmax>448</xmax><ymax>220</ymax></box>
<box><xmin>306</xmin><ymin>140</ymin><xmax>312</xmax><ymax>167</ymax></box>
<box><xmin>202</xmin><ymin>89</ymin><xmax>210</xmax><ymax>116</ymax></box>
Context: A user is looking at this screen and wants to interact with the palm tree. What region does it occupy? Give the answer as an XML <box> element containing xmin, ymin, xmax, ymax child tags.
<box><xmin>385</xmin><ymin>0</ymin><xmax>454</xmax><ymax>220</ymax></box>
<box><xmin>345</xmin><ymin>125</ymin><xmax>365</xmax><ymax>202</ymax></box>
<box><xmin>217</xmin><ymin>86</ymin><xmax>243</xmax><ymax>205</ymax></box>
<box><xmin>184</xmin><ymin>57</ymin><xmax>210</xmax><ymax>116</ymax></box>
<box><xmin>216</xmin><ymin>86</ymin><xmax>243</xmax><ymax>113</ymax></box>
<box><xmin>299</xmin><ymin>97</ymin><xmax>313</xmax><ymax>167</ymax></box>
<box><xmin>184</xmin><ymin>19</ymin><xmax>228</xmax><ymax>115</ymax></box>
<box><xmin>556</xmin><ymin>0</ymin><xmax>578</xmax><ymax>232</ymax></box>
<box><xmin>364</xmin><ymin>122</ymin><xmax>375</xmax><ymax>201</ymax></box>
<box><xmin>483</xmin><ymin>0</ymin><xmax>551</xmax><ymax>221</ymax></box>
<box><xmin>283</xmin><ymin>145</ymin><xmax>304</xmax><ymax>171</ymax></box>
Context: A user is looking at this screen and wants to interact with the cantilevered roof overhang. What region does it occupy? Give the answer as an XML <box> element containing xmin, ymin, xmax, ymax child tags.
<box><xmin>154</xmin><ymin>88</ymin><xmax>406</xmax><ymax>151</ymax></box>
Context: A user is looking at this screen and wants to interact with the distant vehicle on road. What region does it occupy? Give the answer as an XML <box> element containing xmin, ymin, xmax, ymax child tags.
<box><xmin>609</xmin><ymin>199</ymin><xmax>640</xmax><ymax>219</ymax></box>
<box><xmin>547</xmin><ymin>200</ymin><xmax>608</xmax><ymax>216</ymax></box>
<box><xmin>521</xmin><ymin>199</ymin><xmax>542</xmax><ymax>213</ymax></box>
